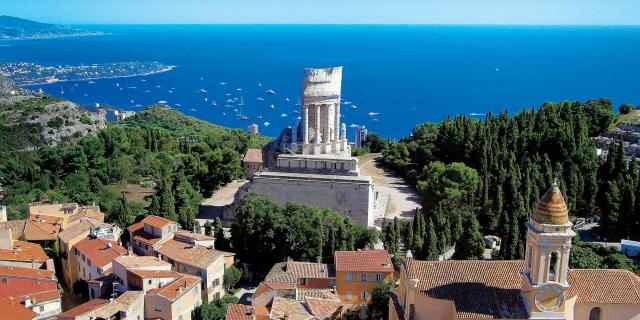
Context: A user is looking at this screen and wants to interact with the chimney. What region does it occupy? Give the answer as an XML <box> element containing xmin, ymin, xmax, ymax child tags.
<box><xmin>107</xmin><ymin>242</ymin><xmax>113</xmax><ymax>249</ymax></box>
<box><xmin>35</xmin><ymin>215</ymin><xmax>41</xmax><ymax>224</ymax></box>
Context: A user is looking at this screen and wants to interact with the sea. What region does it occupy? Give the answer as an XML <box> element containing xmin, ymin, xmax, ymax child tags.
<box><xmin>1</xmin><ymin>24</ymin><xmax>639</xmax><ymax>139</ymax></box>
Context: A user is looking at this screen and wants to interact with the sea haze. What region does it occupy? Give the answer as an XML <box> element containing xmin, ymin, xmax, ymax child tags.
<box><xmin>1</xmin><ymin>24</ymin><xmax>639</xmax><ymax>139</ymax></box>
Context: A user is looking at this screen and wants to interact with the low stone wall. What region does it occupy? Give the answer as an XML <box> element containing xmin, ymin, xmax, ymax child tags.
<box><xmin>249</xmin><ymin>172</ymin><xmax>374</xmax><ymax>226</ymax></box>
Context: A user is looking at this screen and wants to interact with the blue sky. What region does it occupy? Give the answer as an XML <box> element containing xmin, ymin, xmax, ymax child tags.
<box><xmin>2</xmin><ymin>0</ymin><xmax>640</xmax><ymax>25</ymax></box>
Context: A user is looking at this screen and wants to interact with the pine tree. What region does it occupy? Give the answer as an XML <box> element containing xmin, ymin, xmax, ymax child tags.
<box><xmin>405</xmin><ymin>220</ymin><xmax>414</xmax><ymax>253</ymax></box>
<box><xmin>454</xmin><ymin>214</ymin><xmax>485</xmax><ymax>260</ymax></box>
<box><xmin>423</xmin><ymin>217</ymin><xmax>438</xmax><ymax>260</ymax></box>
<box><xmin>149</xmin><ymin>195</ymin><xmax>161</xmax><ymax>216</ymax></box>
<box><xmin>159</xmin><ymin>179</ymin><xmax>177</xmax><ymax>221</ymax></box>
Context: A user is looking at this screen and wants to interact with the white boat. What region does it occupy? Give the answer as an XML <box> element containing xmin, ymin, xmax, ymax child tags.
<box><xmin>258</xmin><ymin>82</ymin><xmax>262</xmax><ymax>87</ymax></box>
<box><xmin>280</xmin><ymin>113</ymin><xmax>287</xmax><ymax>117</ymax></box>
<box><xmin>199</xmin><ymin>89</ymin><xmax>208</xmax><ymax>93</ymax></box>
<box><xmin>127</xmin><ymin>86</ymin><xmax>137</xmax><ymax>89</ymax></box>
<box><xmin>156</xmin><ymin>85</ymin><xmax>161</xmax><ymax>88</ymax></box>
<box><xmin>144</xmin><ymin>90</ymin><xmax>150</xmax><ymax>93</ymax></box>
<box><xmin>239</xmin><ymin>97</ymin><xmax>245</xmax><ymax>106</ymax></box>
<box><xmin>270</xmin><ymin>104</ymin><xmax>275</xmax><ymax>109</ymax></box>
<box><xmin>226</xmin><ymin>99</ymin><xmax>235</xmax><ymax>104</ymax></box>
<box><xmin>470</xmin><ymin>113</ymin><xmax>486</xmax><ymax>116</ymax></box>
<box><xmin>351</xmin><ymin>105</ymin><xmax>357</xmax><ymax>109</ymax></box>
<box><xmin>350</xmin><ymin>124</ymin><xmax>359</xmax><ymax>128</ymax></box>
<box><xmin>256</xmin><ymin>97</ymin><xmax>264</xmax><ymax>101</ymax></box>
<box><xmin>266</xmin><ymin>89</ymin><xmax>276</xmax><ymax>95</ymax></box>
<box><xmin>176</xmin><ymin>104</ymin><xmax>182</xmax><ymax>107</ymax></box>
<box><xmin>285</xmin><ymin>97</ymin><xmax>290</xmax><ymax>102</ymax></box>
<box><xmin>211</xmin><ymin>100</ymin><xmax>217</xmax><ymax>107</ymax></box>
<box><xmin>343</xmin><ymin>101</ymin><xmax>352</xmax><ymax>105</ymax></box>
<box><xmin>130</xmin><ymin>100</ymin><xmax>135</xmax><ymax>104</ymax></box>
<box><xmin>219</xmin><ymin>82</ymin><xmax>227</xmax><ymax>85</ymax></box>
<box><xmin>205</xmin><ymin>97</ymin><xmax>208</xmax><ymax>102</ymax></box>
<box><xmin>239</xmin><ymin>115</ymin><xmax>250</xmax><ymax>120</ymax></box>
<box><xmin>74</xmin><ymin>83</ymin><xmax>79</xmax><ymax>87</ymax></box>
<box><xmin>158</xmin><ymin>100</ymin><xmax>168</xmax><ymax>104</ymax></box>
<box><xmin>140</xmin><ymin>79</ymin><xmax>146</xmax><ymax>82</ymax></box>
<box><xmin>200</xmin><ymin>77</ymin><xmax>204</xmax><ymax>80</ymax></box>
<box><xmin>295</xmin><ymin>98</ymin><xmax>301</xmax><ymax>106</ymax></box>
<box><xmin>60</xmin><ymin>86</ymin><xmax>64</xmax><ymax>94</ymax></box>
<box><xmin>222</xmin><ymin>112</ymin><xmax>226</xmax><ymax>115</ymax></box>
<box><xmin>226</xmin><ymin>93</ymin><xmax>232</xmax><ymax>96</ymax></box>
<box><xmin>293</xmin><ymin>110</ymin><xmax>300</xmax><ymax>114</ymax></box>
<box><xmin>236</xmin><ymin>88</ymin><xmax>242</xmax><ymax>91</ymax></box>
<box><xmin>257</xmin><ymin>115</ymin><xmax>263</xmax><ymax>119</ymax></box>
<box><xmin>116</xmin><ymin>83</ymin><xmax>120</xmax><ymax>87</ymax></box>
<box><xmin>83</xmin><ymin>93</ymin><xmax>88</xmax><ymax>96</ymax></box>
<box><xmin>88</xmin><ymin>81</ymin><xmax>95</xmax><ymax>84</ymax></box>
<box><xmin>368</xmin><ymin>112</ymin><xmax>380</xmax><ymax>116</ymax></box>
<box><xmin>373</xmin><ymin>118</ymin><xmax>379</xmax><ymax>122</ymax></box>
<box><xmin>264</xmin><ymin>121</ymin><xmax>270</xmax><ymax>127</ymax></box>
<box><xmin>190</xmin><ymin>108</ymin><xmax>197</xmax><ymax>111</ymax></box>
<box><xmin>168</xmin><ymin>90</ymin><xmax>174</xmax><ymax>94</ymax></box>
<box><xmin>119</xmin><ymin>88</ymin><xmax>123</xmax><ymax>91</ymax></box>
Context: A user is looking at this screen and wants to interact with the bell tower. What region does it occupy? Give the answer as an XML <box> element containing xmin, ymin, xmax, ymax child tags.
<box><xmin>521</xmin><ymin>182</ymin><xmax>575</xmax><ymax>319</ymax></box>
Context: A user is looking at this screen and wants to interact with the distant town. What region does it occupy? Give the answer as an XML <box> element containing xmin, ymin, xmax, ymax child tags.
<box><xmin>0</xmin><ymin>61</ymin><xmax>174</xmax><ymax>86</ymax></box>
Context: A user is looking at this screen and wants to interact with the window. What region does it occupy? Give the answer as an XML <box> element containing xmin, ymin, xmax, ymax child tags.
<box><xmin>299</xmin><ymin>278</ymin><xmax>307</xmax><ymax>286</ymax></box>
<box><xmin>346</xmin><ymin>291</ymin><xmax>352</xmax><ymax>300</ymax></box>
<box><xmin>589</xmin><ymin>307</ymin><xmax>602</xmax><ymax>320</ymax></box>
<box><xmin>176</xmin><ymin>301</ymin><xmax>181</xmax><ymax>310</ymax></box>
<box><xmin>39</xmin><ymin>305</ymin><xmax>44</xmax><ymax>312</ymax></box>
<box><xmin>1</xmin><ymin>278</ymin><xmax>7</xmax><ymax>284</ymax></box>
<box><xmin>213</xmin><ymin>278</ymin><xmax>220</xmax><ymax>286</ymax></box>
<box><xmin>192</xmin><ymin>286</ymin><xmax>198</xmax><ymax>296</ymax></box>
<box><xmin>154</xmin><ymin>305</ymin><xmax>161</xmax><ymax>312</ymax></box>
<box><xmin>548</xmin><ymin>251</ymin><xmax>558</xmax><ymax>281</ymax></box>
<box><xmin>359</xmin><ymin>273</ymin><xmax>370</xmax><ymax>282</ymax></box>
<box><xmin>346</xmin><ymin>272</ymin><xmax>352</xmax><ymax>281</ymax></box>
<box><xmin>527</xmin><ymin>247</ymin><xmax>532</xmax><ymax>269</ymax></box>
<box><xmin>178</xmin><ymin>315</ymin><xmax>183</xmax><ymax>320</ymax></box>
<box><xmin>374</xmin><ymin>273</ymin><xmax>384</xmax><ymax>282</ymax></box>
<box><xmin>148</xmin><ymin>279</ymin><xmax>152</xmax><ymax>285</ymax></box>
<box><xmin>360</xmin><ymin>291</ymin><xmax>369</xmax><ymax>300</ymax></box>
<box><xmin>214</xmin><ymin>292</ymin><xmax>220</xmax><ymax>300</ymax></box>
<box><xmin>87</xmin><ymin>260</ymin><xmax>91</xmax><ymax>266</ymax></box>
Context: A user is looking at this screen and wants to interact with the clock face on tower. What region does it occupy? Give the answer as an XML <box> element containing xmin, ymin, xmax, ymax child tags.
<box><xmin>534</xmin><ymin>283</ymin><xmax>565</xmax><ymax>312</ymax></box>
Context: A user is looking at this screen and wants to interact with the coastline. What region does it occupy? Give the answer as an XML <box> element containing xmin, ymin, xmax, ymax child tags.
<box><xmin>20</xmin><ymin>65</ymin><xmax>176</xmax><ymax>87</ymax></box>
<box><xmin>0</xmin><ymin>32</ymin><xmax>106</xmax><ymax>41</ymax></box>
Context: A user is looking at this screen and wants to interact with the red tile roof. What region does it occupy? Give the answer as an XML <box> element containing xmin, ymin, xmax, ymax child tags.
<box><xmin>567</xmin><ymin>269</ymin><xmax>640</xmax><ymax>304</ymax></box>
<box><xmin>146</xmin><ymin>275</ymin><xmax>200</xmax><ymax>302</ymax></box>
<box><xmin>57</xmin><ymin>299</ymin><xmax>107</xmax><ymax>318</ymax></box>
<box><xmin>29</xmin><ymin>289</ymin><xmax>61</xmax><ymax>303</ymax></box>
<box><xmin>24</xmin><ymin>214</ymin><xmax>63</xmax><ymax>241</ymax></box>
<box><xmin>243</xmin><ymin>149</ymin><xmax>263</xmax><ymax>163</ymax></box>
<box><xmin>0</xmin><ymin>240</ymin><xmax>49</xmax><ymax>263</ymax></box>
<box><xmin>286</xmin><ymin>261</ymin><xmax>334</xmax><ymax>278</ymax></box>
<box><xmin>141</xmin><ymin>215</ymin><xmax>174</xmax><ymax>229</ymax></box>
<box><xmin>225</xmin><ymin>304</ymin><xmax>270</xmax><ymax>320</ymax></box>
<box><xmin>156</xmin><ymin>239</ymin><xmax>225</xmax><ymax>268</ymax></box>
<box><xmin>126</xmin><ymin>221</ymin><xmax>144</xmax><ymax>234</ymax></box>
<box><xmin>74</xmin><ymin>238</ymin><xmax>127</xmax><ymax>269</ymax></box>
<box><xmin>404</xmin><ymin>259</ymin><xmax>528</xmax><ymax>319</ymax></box>
<box><xmin>0</xmin><ymin>266</ymin><xmax>56</xmax><ymax>280</ymax></box>
<box><xmin>0</xmin><ymin>299</ymin><xmax>37</xmax><ymax>320</ymax></box>
<box><xmin>334</xmin><ymin>250</ymin><xmax>393</xmax><ymax>273</ymax></box>
<box><xmin>305</xmin><ymin>297</ymin><xmax>343</xmax><ymax>320</ymax></box>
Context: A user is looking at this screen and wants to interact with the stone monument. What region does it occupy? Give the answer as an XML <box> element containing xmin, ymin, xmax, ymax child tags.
<box><xmin>249</xmin><ymin>67</ymin><xmax>379</xmax><ymax>226</ymax></box>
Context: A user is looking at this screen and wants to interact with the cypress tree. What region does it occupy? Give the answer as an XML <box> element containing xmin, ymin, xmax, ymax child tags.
<box><xmin>159</xmin><ymin>179</ymin><xmax>177</xmax><ymax>221</ymax></box>
<box><xmin>423</xmin><ymin>217</ymin><xmax>438</xmax><ymax>260</ymax></box>
<box><xmin>405</xmin><ymin>220</ymin><xmax>414</xmax><ymax>253</ymax></box>
<box><xmin>149</xmin><ymin>195</ymin><xmax>160</xmax><ymax>215</ymax></box>
<box><xmin>454</xmin><ymin>214</ymin><xmax>485</xmax><ymax>260</ymax></box>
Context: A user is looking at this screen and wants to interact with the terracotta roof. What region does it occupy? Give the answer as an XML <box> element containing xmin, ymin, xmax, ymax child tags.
<box><xmin>0</xmin><ymin>299</ymin><xmax>37</xmax><ymax>320</ymax></box>
<box><xmin>296</xmin><ymin>288</ymin><xmax>339</xmax><ymax>301</ymax></box>
<box><xmin>270</xmin><ymin>297</ymin><xmax>313</xmax><ymax>320</ymax></box>
<box><xmin>252</xmin><ymin>281</ymin><xmax>295</xmax><ymax>300</ymax></box>
<box><xmin>175</xmin><ymin>229</ymin><xmax>215</xmax><ymax>241</ymax></box>
<box><xmin>305</xmin><ymin>297</ymin><xmax>343</xmax><ymax>320</ymax></box>
<box><xmin>532</xmin><ymin>182</ymin><xmax>569</xmax><ymax>225</ymax></box>
<box><xmin>0</xmin><ymin>266</ymin><xmax>56</xmax><ymax>280</ymax></box>
<box><xmin>0</xmin><ymin>240</ymin><xmax>49</xmax><ymax>262</ymax></box>
<box><xmin>243</xmin><ymin>148</ymin><xmax>263</xmax><ymax>163</ymax></box>
<box><xmin>24</xmin><ymin>214</ymin><xmax>63</xmax><ymax>241</ymax></box>
<box><xmin>146</xmin><ymin>275</ymin><xmax>200</xmax><ymax>302</ymax></box>
<box><xmin>225</xmin><ymin>304</ymin><xmax>270</xmax><ymax>320</ymax></box>
<box><xmin>57</xmin><ymin>220</ymin><xmax>93</xmax><ymax>243</ymax></box>
<box><xmin>567</xmin><ymin>269</ymin><xmax>640</xmax><ymax>304</ymax></box>
<box><xmin>286</xmin><ymin>260</ymin><xmax>334</xmax><ymax>278</ymax></box>
<box><xmin>29</xmin><ymin>289</ymin><xmax>61</xmax><ymax>303</ymax></box>
<box><xmin>334</xmin><ymin>250</ymin><xmax>393</xmax><ymax>273</ymax></box>
<box><xmin>404</xmin><ymin>259</ymin><xmax>528</xmax><ymax>319</ymax></box>
<box><xmin>74</xmin><ymin>238</ymin><xmax>127</xmax><ymax>269</ymax></box>
<box><xmin>57</xmin><ymin>299</ymin><xmax>107</xmax><ymax>318</ymax></box>
<box><xmin>133</xmin><ymin>232</ymin><xmax>162</xmax><ymax>246</ymax></box>
<box><xmin>264</xmin><ymin>262</ymin><xmax>296</xmax><ymax>284</ymax></box>
<box><xmin>68</xmin><ymin>208</ymin><xmax>105</xmax><ymax>224</ymax></box>
<box><xmin>0</xmin><ymin>220</ymin><xmax>26</xmax><ymax>239</ymax></box>
<box><xmin>93</xmin><ymin>291</ymin><xmax>144</xmax><ymax>319</ymax></box>
<box><xmin>141</xmin><ymin>215</ymin><xmax>174</xmax><ymax>229</ymax></box>
<box><xmin>127</xmin><ymin>221</ymin><xmax>144</xmax><ymax>234</ymax></box>
<box><xmin>156</xmin><ymin>239</ymin><xmax>224</xmax><ymax>269</ymax></box>
<box><xmin>113</xmin><ymin>255</ymin><xmax>170</xmax><ymax>269</ymax></box>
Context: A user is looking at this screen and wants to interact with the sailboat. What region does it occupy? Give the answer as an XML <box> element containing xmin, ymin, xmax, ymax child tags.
<box><xmin>238</xmin><ymin>96</ymin><xmax>245</xmax><ymax>106</ymax></box>
<box><xmin>60</xmin><ymin>86</ymin><xmax>64</xmax><ymax>94</ymax></box>
<box><xmin>211</xmin><ymin>100</ymin><xmax>217</xmax><ymax>107</ymax></box>
<box><xmin>295</xmin><ymin>98</ymin><xmax>301</xmax><ymax>106</ymax></box>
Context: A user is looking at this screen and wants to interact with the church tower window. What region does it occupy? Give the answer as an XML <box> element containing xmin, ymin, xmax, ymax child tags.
<box><xmin>548</xmin><ymin>251</ymin><xmax>558</xmax><ymax>281</ymax></box>
<box><xmin>589</xmin><ymin>307</ymin><xmax>602</xmax><ymax>320</ymax></box>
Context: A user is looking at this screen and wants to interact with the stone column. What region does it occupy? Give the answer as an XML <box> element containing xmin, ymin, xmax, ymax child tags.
<box><xmin>315</xmin><ymin>104</ymin><xmax>321</xmax><ymax>143</ymax></box>
<box><xmin>302</xmin><ymin>105</ymin><xmax>309</xmax><ymax>144</ymax></box>
<box><xmin>335</xmin><ymin>102</ymin><xmax>340</xmax><ymax>141</ymax></box>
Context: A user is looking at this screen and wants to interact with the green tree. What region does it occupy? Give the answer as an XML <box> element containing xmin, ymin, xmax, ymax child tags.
<box><xmin>619</xmin><ymin>103</ymin><xmax>635</xmax><ymax>115</ymax></box>
<box><xmin>454</xmin><ymin>214</ymin><xmax>485</xmax><ymax>260</ymax></box>
<box><xmin>370</xmin><ymin>281</ymin><xmax>393</xmax><ymax>320</ymax></box>
<box><xmin>223</xmin><ymin>265</ymin><xmax>243</xmax><ymax>291</ymax></box>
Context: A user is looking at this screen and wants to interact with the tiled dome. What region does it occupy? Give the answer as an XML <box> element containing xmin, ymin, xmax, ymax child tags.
<box><xmin>532</xmin><ymin>182</ymin><xmax>569</xmax><ymax>225</ymax></box>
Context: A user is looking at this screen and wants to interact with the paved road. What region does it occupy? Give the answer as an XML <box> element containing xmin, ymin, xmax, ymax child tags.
<box><xmin>357</xmin><ymin>153</ymin><xmax>421</xmax><ymax>220</ymax></box>
<box><xmin>576</xmin><ymin>222</ymin><xmax>621</xmax><ymax>249</ymax></box>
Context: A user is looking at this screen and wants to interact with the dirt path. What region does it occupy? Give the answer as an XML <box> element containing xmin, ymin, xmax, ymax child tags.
<box><xmin>357</xmin><ymin>153</ymin><xmax>421</xmax><ymax>220</ymax></box>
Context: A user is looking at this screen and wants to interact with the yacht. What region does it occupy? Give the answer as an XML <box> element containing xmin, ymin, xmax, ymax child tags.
<box><xmin>368</xmin><ymin>112</ymin><xmax>380</xmax><ymax>116</ymax></box>
<box><xmin>211</xmin><ymin>100</ymin><xmax>217</xmax><ymax>107</ymax></box>
<box><xmin>266</xmin><ymin>89</ymin><xmax>276</xmax><ymax>95</ymax></box>
<box><xmin>256</xmin><ymin>97</ymin><xmax>264</xmax><ymax>101</ymax></box>
<box><xmin>264</xmin><ymin>121</ymin><xmax>270</xmax><ymax>127</ymax></box>
<box><xmin>270</xmin><ymin>104</ymin><xmax>275</xmax><ymax>109</ymax></box>
<box><xmin>158</xmin><ymin>100</ymin><xmax>168</xmax><ymax>104</ymax></box>
<box><xmin>199</xmin><ymin>89</ymin><xmax>208</xmax><ymax>93</ymax></box>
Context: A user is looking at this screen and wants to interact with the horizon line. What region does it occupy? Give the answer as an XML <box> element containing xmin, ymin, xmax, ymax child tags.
<box><xmin>68</xmin><ymin>23</ymin><xmax>640</xmax><ymax>27</ymax></box>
